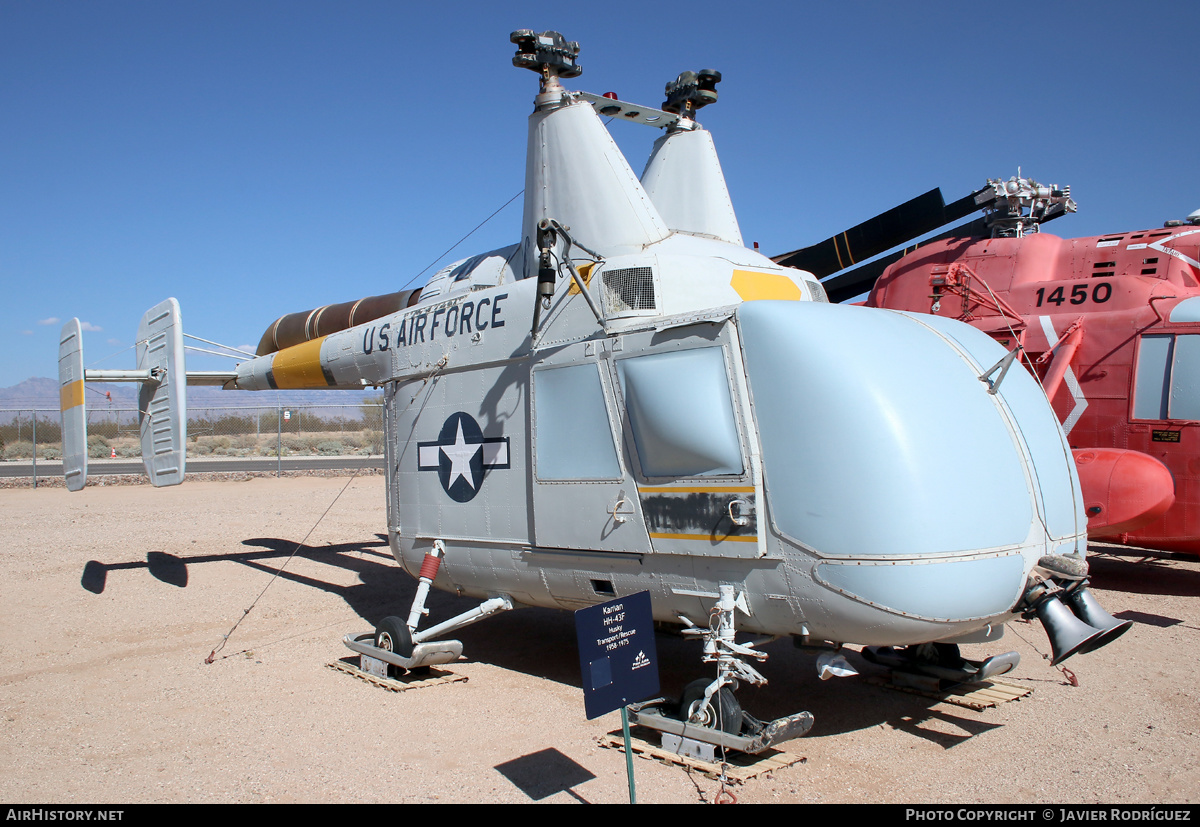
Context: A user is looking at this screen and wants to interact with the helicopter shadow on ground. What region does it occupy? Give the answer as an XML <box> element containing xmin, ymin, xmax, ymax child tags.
<box><xmin>79</xmin><ymin>532</ymin><xmax>425</xmax><ymax>632</ymax></box>
<box><xmin>696</xmin><ymin>642</ymin><xmax>1003</xmax><ymax>747</ymax></box>
<box><xmin>82</xmin><ymin>551</ymin><xmax>193</xmax><ymax>593</ymax></box>
<box><xmin>1085</xmin><ymin>544</ymin><xmax>1200</xmax><ymax>599</ymax></box>
<box><xmin>77</xmin><ymin>534</ymin><xmax>1001</xmax><ymax>746</ymax></box>
<box><xmin>448</xmin><ymin>604</ymin><xmax>996</xmax><ymax>746</ymax></box>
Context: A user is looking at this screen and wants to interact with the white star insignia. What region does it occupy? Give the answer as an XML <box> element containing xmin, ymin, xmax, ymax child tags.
<box><xmin>440</xmin><ymin>419</ymin><xmax>482</xmax><ymax>490</ymax></box>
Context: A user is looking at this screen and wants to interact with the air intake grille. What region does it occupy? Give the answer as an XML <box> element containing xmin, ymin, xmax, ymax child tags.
<box><xmin>602</xmin><ymin>267</ymin><xmax>656</xmax><ymax>313</ymax></box>
<box><xmin>805</xmin><ymin>280</ymin><xmax>829</xmax><ymax>302</ymax></box>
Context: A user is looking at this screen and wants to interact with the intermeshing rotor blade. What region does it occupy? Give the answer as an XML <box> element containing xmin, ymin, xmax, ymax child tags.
<box><xmin>821</xmin><ymin>216</ymin><xmax>988</xmax><ymax>304</ymax></box>
<box><xmin>773</xmin><ymin>187</ymin><xmax>985</xmax><ymax>279</ymax></box>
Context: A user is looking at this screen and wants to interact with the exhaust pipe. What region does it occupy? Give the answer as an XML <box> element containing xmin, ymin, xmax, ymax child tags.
<box><xmin>1033</xmin><ymin>593</ymin><xmax>1110</xmax><ymax>666</ymax></box>
<box><xmin>1023</xmin><ymin>556</ymin><xmax>1131</xmax><ymax>665</ymax></box>
<box><xmin>1063</xmin><ymin>586</ymin><xmax>1133</xmax><ymax>655</ymax></box>
<box><xmin>255</xmin><ymin>289</ymin><xmax>422</xmax><ymax>356</ymax></box>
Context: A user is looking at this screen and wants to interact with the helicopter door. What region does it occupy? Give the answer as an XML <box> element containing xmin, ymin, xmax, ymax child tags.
<box><xmin>530</xmin><ymin>345</ymin><xmax>653</xmax><ymax>553</ymax></box>
<box><xmin>612</xmin><ymin>329</ymin><xmax>763</xmax><ymax>559</ymax></box>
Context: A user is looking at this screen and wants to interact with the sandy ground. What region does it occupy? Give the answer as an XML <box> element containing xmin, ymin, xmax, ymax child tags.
<box><xmin>1</xmin><ymin>474</ymin><xmax>1197</xmax><ymax>805</ymax></box>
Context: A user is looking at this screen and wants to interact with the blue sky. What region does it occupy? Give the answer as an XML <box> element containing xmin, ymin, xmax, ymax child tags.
<box><xmin>3</xmin><ymin>1</ymin><xmax>1198</xmax><ymax>393</ymax></box>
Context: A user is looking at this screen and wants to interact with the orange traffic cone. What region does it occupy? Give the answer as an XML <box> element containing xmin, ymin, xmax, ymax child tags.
<box><xmin>110</xmin><ymin>447</ymin><xmax>116</xmax><ymax>458</ymax></box>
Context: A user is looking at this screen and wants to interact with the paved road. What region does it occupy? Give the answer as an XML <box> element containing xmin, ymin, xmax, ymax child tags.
<box><xmin>0</xmin><ymin>455</ymin><xmax>384</xmax><ymax>480</ymax></box>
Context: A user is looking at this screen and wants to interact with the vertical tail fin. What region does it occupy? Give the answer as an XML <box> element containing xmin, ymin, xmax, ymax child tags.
<box><xmin>57</xmin><ymin>299</ymin><xmax>190</xmax><ymax>491</ymax></box>
<box><xmin>136</xmin><ymin>298</ymin><xmax>187</xmax><ymax>487</ymax></box>
<box><xmin>58</xmin><ymin>319</ymin><xmax>88</xmax><ymax>491</ymax></box>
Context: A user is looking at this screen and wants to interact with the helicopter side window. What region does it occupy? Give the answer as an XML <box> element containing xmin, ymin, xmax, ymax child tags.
<box><xmin>1170</xmin><ymin>335</ymin><xmax>1200</xmax><ymax>420</ymax></box>
<box><xmin>532</xmin><ymin>363</ymin><xmax>622</xmax><ymax>480</ymax></box>
<box><xmin>1134</xmin><ymin>333</ymin><xmax>1200</xmax><ymax>421</ymax></box>
<box><xmin>1134</xmin><ymin>334</ymin><xmax>1173</xmax><ymax>420</ymax></box>
<box><xmin>617</xmin><ymin>347</ymin><xmax>744</xmax><ymax>478</ymax></box>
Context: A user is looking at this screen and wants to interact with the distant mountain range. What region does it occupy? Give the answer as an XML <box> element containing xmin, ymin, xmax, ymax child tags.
<box><xmin>0</xmin><ymin>377</ymin><xmax>381</xmax><ymax>414</ymax></box>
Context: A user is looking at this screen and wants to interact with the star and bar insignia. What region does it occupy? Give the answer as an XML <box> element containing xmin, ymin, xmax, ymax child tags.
<box><xmin>417</xmin><ymin>412</ymin><xmax>510</xmax><ymax>502</ymax></box>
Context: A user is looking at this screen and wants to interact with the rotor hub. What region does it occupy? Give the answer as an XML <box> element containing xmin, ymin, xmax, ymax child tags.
<box><xmin>511</xmin><ymin>30</ymin><xmax>581</xmax><ymax>82</ymax></box>
<box><xmin>977</xmin><ymin>173</ymin><xmax>1076</xmax><ymax>238</ymax></box>
<box><xmin>662</xmin><ymin>69</ymin><xmax>721</xmax><ymax>121</ymax></box>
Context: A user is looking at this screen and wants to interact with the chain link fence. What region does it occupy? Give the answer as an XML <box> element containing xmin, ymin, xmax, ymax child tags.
<box><xmin>0</xmin><ymin>405</ymin><xmax>385</xmax><ymax>461</ymax></box>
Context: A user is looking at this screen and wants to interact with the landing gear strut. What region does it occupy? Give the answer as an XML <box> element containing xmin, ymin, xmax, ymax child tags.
<box><xmin>627</xmin><ymin>585</ymin><xmax>814</xmax><ymax>755</ymax></box>
<box><xmin>344</xmin><ymin>540</ymin><xmax>515</xmax><ymax>674</ymax></box>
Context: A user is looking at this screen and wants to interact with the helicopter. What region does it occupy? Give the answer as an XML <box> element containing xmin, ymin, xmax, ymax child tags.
<box><xmin>776</xmin><ymin>176</ymin><xmax>1198</xmax><ymax>555</ymax></box>
<box><xmin>57</xmin><ymin>32</ymin><xmax>1130</xmax><ymax>754</ymax></box>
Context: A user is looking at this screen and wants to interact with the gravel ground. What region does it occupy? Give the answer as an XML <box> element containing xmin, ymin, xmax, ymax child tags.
<box><xmin>1</xmin><ymin>475</ymin><xmax>1197</xmax><ymax>805</ymax></box>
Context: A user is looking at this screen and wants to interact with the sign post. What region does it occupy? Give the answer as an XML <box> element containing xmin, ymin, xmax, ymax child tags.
<box><xmin>574</xmin><ymin>590</ymin><xmax>659</xmax><ymax>804</ymax></box>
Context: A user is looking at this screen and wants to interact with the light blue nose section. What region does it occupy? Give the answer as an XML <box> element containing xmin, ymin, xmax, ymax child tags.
<box><xmin>905</xmin><ymin>311</ymin><xmax>1083</xmax><ymax>544</ymax></box>
<box><xmin>815</xmin><ymin>554</ymin><xmax>1027</xmax><ymax>621</ymax></box>
<box><xmin>738</xmin><ymin>301</ymin><xmax>1035</xmax><ymax>560</ymax></box>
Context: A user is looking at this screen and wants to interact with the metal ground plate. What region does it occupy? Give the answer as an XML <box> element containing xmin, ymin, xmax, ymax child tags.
<box><xmin>866</xmin><ymin>674</ymin><xmax>1032</xmax><ymax>709</ymax></box>
<box><xmin>328</xmin><ymin>659</ymin><xmax>467</xmax><ymax>692</ymax></box>
<box><xmin>597</xmin><ymin>728</ymin><xmax>806</xmax><ymax>784</ymax></box>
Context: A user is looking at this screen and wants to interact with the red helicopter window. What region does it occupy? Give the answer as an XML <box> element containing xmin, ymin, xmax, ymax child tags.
<box><xmin>1134</xmin><ymin>334</ymin><xmax>1200</xmax><ymax>421</ymax></box>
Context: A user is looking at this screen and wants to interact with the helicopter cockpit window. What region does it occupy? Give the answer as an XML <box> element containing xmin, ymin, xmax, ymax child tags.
<box><xmin>617</xmin><ymin>348</ymin><xmax>744</xmax><ymax>478</ymax></box>
<box><xmin>1134</xmin><ymin>333</ymin><xmax>1200</xmax><ymax>421</ymax></box>
<box><xmin>532</xmin><ymin>363</ymin><xmax>622</xmax><ymax>480</ymax></box>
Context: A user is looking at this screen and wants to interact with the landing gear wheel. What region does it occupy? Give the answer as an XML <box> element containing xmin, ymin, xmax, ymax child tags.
<box><xmin>374</xmin><ymin>616</ymin><xmax>415</xmax><ymax>677</ymax></box>
<box><xmin>679</xmin><ymin>679</ymin><xmax>742</xmax><ymax>736</ymax></box>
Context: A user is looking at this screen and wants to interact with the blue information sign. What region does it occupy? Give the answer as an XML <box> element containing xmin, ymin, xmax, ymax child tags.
<box><xmin>575</xmin><ymin>590</ymin><xmax>660</xmax><ymax>720</ymax></box>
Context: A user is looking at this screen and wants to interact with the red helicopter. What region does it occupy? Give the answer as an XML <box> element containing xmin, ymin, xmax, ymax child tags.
<box><xmin>775</xmin><ymin>175</ymin><xmax>1200</xmax><ymax>555</ymax></box>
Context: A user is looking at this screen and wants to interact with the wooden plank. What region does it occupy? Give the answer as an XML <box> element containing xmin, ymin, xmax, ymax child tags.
<box><xmin>597</xmin><ymin>730</ymin><xmax>806</xmax><ymax>784</ymax></box>
<box><xmin>866</xmin><ymin>674</ymin><xmax>1031</xmax><ymax>708</ymax></box>
<box><xmin>327</xmin><ymin>660</ymin><xmax>467</xmax><ymax>692</ymax></box>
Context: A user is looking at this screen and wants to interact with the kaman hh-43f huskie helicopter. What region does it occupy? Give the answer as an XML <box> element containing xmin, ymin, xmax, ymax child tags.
<box><xmin>777</xmin><ymin>176</ymin><xmax>1200</xmax><ymax>556</ymax></box>
<box><xmin>58</xmin><ymin>32</ymin><xmax>1129</xmax><ymax>753</ymax></box>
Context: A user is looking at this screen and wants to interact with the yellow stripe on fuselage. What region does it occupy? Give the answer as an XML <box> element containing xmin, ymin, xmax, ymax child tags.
<box><xmin>60</xmin><ymin>380</ymin><xmax>84</xmax><ymax>412</ymax></box>
<box><xmin>638</xmin><ymin>485</ymin><xmax>755</xmax><ymax>494</ymax></box>
<box><xmin>730</xmin><ymin>270</ymin><xmax>803</xmax><ymax>301</ymax></box>
<box><xmin>649</xmin><ymin>532</ymin><xmax>758</xmax><ymax>543</ymax></box>
<box><xmin>271</xmin><ymin>337</ymin><xmax>329</xmax><ymax>388</ymax></box>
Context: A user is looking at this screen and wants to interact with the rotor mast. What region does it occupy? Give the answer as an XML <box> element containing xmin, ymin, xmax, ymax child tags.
<box><xmin>511</xmin><ymin>29</ymin><xmax>581</xmax><ymax>105</ymax></box>
<box><xmin>512</xmin><ymin>30</ymin><xmax>669</xmax><ymax>281</ymax></box>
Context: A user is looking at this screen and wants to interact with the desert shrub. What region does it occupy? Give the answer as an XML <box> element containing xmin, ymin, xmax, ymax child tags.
<box><xmin>4</xmin><ymin>441</ymin><xmax>33</xmax><ymax>460</ymax></box>
<box><xmin>364</xmin><ymin>430</ymin><xmax>385</xmax><ymax>454</ymax></box>
<box><xmin>317</xmin><ymin>440</ymin><xmax>344</xmax><ymax>455</ymax></box>
<box><xmin>282</xmin><ymin>435</ymin><xmax>324</xmax><ymax>454</ymax></box>
<box><xmin>88</xmin><ymin>420</ymin><xmax>119</xmax><ymax>440</ymax></box>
